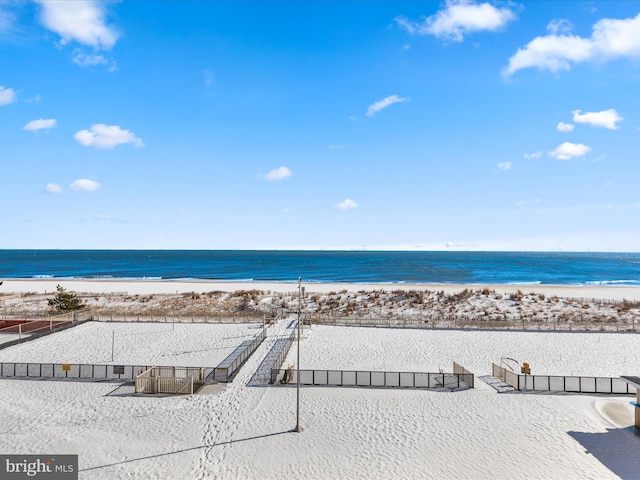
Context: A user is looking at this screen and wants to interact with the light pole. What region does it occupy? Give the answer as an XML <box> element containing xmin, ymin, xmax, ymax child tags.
<box><xmin>295</xmin><ymin>276</ymin><xmax>303</xmax><ymax>433</ymax></box>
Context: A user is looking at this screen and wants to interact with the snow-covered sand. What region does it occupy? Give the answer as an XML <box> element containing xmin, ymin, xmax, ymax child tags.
<box><xmin>291</xmin><ymin>325</ymin><xmax>640</xmax><ymax>376</ymax></box>
<box><xmin>0</xmin><ymin>315</ymin><xmax>639</xmax><ymax>479</ymax></box>
<box><xmin>0</xmin><ymin>332</ymin><xmax>28</xmax><ymax>346</ymax></box>
<box><xmin>0</xmin><ymin>322</ymin><xmax>261</xmax><ymax>367</ymax></box>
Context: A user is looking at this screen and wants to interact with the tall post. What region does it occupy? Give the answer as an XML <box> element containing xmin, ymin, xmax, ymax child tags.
<box><xmin>295</xmin><ymin>276</ymin><xmax>302</xmax><ymax>433</ymax></box>
<box><xmin>111</xmin><ymin>330</ymin><xmax>115</xmax><ymax>362</ymax></box>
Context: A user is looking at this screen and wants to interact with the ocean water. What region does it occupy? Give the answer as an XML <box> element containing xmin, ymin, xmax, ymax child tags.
<box><xmin>0</xmin><ymin>250</ymin><xmax>639</xmax><ymax>286</ymax></box>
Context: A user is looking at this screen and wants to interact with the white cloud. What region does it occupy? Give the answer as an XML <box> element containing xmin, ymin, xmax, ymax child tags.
<box><xmin>0</xmin><ymin>6</ymin><xmax>15</xmax><ymax>33</ymax></box>
<box><xmin>557</xmin><ymin>122</ymin><xmax>574</xmax><ymax>132</ymax></box>
<box><xmin>584</xmin><ymin>2</ymin><xmax>597</xmax><ymax>14</ymax></box>
<box><xmin>572</xmin><ymin>108</ymin><xmax>623</xmax><ymax>129</ymax></box>
<box><xmin>336</xmin><ymin>198</ymin><xmax>358</xmax><ymax>210</ymax></box>
<box><xmin>72</xmin><ymin>51</ymin><xmax>107</xmax><ymax>67</ymax></box>
<box><xmin>72</xmin><ymin>51</ymin><xmax>117</xmax><ymax>71</ymax></box>
<box><xmin>45</xmin><ymin>183</ymin><xmax>62</xmax><ymax>194</ymax></box>
<box><xmin>0</xmin><ymin>85</ymin><xmax>16</xmax><ymax>105</ymax></box>
<box><xmin>504</xmin><ymin>12</ymin><xmax>640</xmax><ymax>76</ymax></box>
<box><xmin>366</xmin><ymin>95</ymin><xmax>408</xmax><ymax>117</ymax></box>
<box><xmin>203</xmin><ymin>69</ymin><xmax>215</xmax><ymax>88</ymax></box>
<box><xmin>23</xmin><ymin>118</ymin><xmax>57</xmax><ymax>132</ymax></box>
<box><xmin>74</xmin><ymin>124</ymin><xmax>144</xmax><ymax>149</ymax></box>
<box><xmin>524</xmin><ymin>151</ymin><xmax>542</xmax><ymax>159</ymax></box>
<box><xmin>547</xmin><ymin>19</ymin><xmax>573</xmax><ymax>35</ymax></box>
<box><xmin>497</xmin><ymin>162</ymin><xmax>512</xmax><ymax>170</ymax></box>
<box><xmin>395</xmin><ymin>0</ymin><xmax>516</xmax><ymax>42</ymax></box>
<box><xmin>262</xmin><ymin>166</ymin><xmax>292</xmax><ymax>181</ymax></box>
<box><xmin>36</xmin><ymin>0</ymin><xmax>119</xmax><ymax>50</ymax></box>
<box><xmin>26</xmin><ymin>95</ymin><xmax>41</xmax><ymax>104</ymax></box>
<box><xmin>548</xmin><ymin>142</ymin><xmax>591</xmax><ymax>160</ymax></box>
<box><xmin>70</xmin><ymin>178</ymin><xmax>101</xmax><ymax>191</ymax></box>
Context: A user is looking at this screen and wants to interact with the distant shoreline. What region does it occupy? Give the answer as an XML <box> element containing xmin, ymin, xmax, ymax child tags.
<box><xmin>3</xmin><ymin>279</ymin><xmax>640</xmax><ymax>301</ymax></box>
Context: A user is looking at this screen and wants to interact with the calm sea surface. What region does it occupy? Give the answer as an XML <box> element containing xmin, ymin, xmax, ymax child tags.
<box><xmin>0</xmin><ymin>250</ymin><xmax>639</xmax><ymax>286</ymax></box>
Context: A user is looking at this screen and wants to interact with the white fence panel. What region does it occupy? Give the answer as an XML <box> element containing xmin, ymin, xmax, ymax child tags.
<box><xmin>385</xmin><ymin>372</ymin><xmax>400</xmax><ymax>387</ymax></box>
<box><xmin>356</xmin><ymin>371</ymin><xmax>370</xmax><ymax>386</ymax></box>
<box><xmin>565</xmin><ymin>377</ymin><xmax>581</xmax><ymax>391</ymax></box>
<box><xmin>415</xmin><ymin>373</ymin><xmax>429</xmax><ymax>388</ymax></box>
<box><xmin>328</xmin><ymin>371</ymin><xmax>342</xmax><ymax>385</ymax></box>
<box><xmin>41</xmin><ymin>364</ymin><xmax>54</xmax><ymax>377</ymax></box>
<box><xmin>533</xmin><ymin>376</ymin><xmax>550</xmax><ymax>391</ymax></box>
<box><xmin>79</xmin><ymin>365</ymin><xmax>93</xmax><ymax>378</ymax></box>
<box><xmin>299</xmin><ymin>370</ymin><xmax>313</xmax><ymax>384</ymax></box>
<box><xmin>548</xmin><ymin>377</ymin><xmax>564</xmax><ymax>391</ymax></box>
<box><xmin>27</xmin><ymin>363</ymin><xmax>41</xmax><ymax>377</ymax></box>
<box><xmin>581</xmin><ymin>377</ymin><xmax>596</xmax><ymax>393</ymax></box>
<box><xmin>400</xmin><ymin>372</ymin><xmax>414</xmax><ymax>387</ymax></box>
<box><xmin>314</xmin><ymin>370</ymin><xmax>328</xmax><ymax>385</ymax></box>
<box><xmin>596</xmin><ymin>377</ymin><xmax>612</xmax><ymax>393</ymax></box>
<box><xmin>612</xmin><ymin>378</ymin><xmax>630</xmax><ymax>394</ymax></box>
<box><xmin>342</xmin><ymin>371</ymin><xmax>356</xmax><ymax>386</ymax></box>
<box><xmin>371</xmin><ymin>372</ymin><xmax>385</xmax><ymax>387</ymax></box>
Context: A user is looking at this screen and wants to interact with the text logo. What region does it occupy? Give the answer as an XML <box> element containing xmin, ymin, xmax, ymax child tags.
<box><xmin>1</xmin><ymin>455</ymin><xmax>78</xmax><ymax>480</ymax></box>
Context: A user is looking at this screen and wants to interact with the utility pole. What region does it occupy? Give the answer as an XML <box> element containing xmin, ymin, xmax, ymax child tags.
<box><xmin>295</xmin><ymin>276</ymin><xmax>303</xmax><ymax>433</ymax></box>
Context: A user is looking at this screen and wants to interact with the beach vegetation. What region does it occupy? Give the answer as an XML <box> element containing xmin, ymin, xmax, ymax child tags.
<box><xmin>47</xmin><ymin>285</ymin><xmax>85</xmax><ymax>312</ymax></box>
<box><xmin>509</xmin><ymin>290</ymin><xmax>524</xmax><ymax>302</ymax></box>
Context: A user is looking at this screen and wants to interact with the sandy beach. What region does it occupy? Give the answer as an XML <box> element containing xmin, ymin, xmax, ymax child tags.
<box><xmin>1</xmin><ymin>278</ymin><xmax>639</xmax><ymax>479</ymax></box>
<box><xmin>3</xmin><ymin>278</ymin><xmax>640</xmax><ymax>300</ymax></box>
<box><xmin>0</xmin><ymin>315</ymin><xmax>638</xmax><ymax>479</ymax></box>
<box><xmin>3</xmin><ymin>279</ymin><xmax>639</xmax><ymax>333</ymax></box>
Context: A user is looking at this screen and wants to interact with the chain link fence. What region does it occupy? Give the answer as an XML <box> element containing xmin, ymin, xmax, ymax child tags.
<box><xmin>492</xmin><ymin>363</ymin><xmax>635</xmax><ymax>394</ymax></box>
<box><xmin>271</xmin><ymin>367</ymin><xmax>474</xmax><ymax>391</ymax></box>
<box><xmin>213</xmin><ymin>326</ymin><xmax>267</xmax><ymax>382</ymax></box>
<box><xmin>306</xmin><ymin>314</ymin><xmax>638</xmax><ymax>332</ymax></box>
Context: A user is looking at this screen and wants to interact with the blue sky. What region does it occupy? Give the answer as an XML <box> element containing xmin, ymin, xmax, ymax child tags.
<box><xmin>1</xmin><ymin>0</ymin><xmax>639</xmax><ymax>251</ymax></box>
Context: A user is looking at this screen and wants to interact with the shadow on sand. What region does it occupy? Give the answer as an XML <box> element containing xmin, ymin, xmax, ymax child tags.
<box><xmin>568</xmin><ymin>427</ymin><xmax>640</xmax><ymax>480</ymax></box>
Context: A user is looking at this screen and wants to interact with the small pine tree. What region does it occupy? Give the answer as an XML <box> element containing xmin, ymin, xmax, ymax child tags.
<box><xmin>48</xmin><ymin>284</ymin><xmax>85</xmax><ymax>312</ymax></box>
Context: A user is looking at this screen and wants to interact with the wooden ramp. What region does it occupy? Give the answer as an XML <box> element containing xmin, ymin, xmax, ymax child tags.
<box><xmin>479</xmin><ymin>375</ymin><xmax>515</xmax><ymax>393</ymax></box>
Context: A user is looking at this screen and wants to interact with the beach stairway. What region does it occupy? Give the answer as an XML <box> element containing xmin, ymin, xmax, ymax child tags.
<box><xmin>478</xmin><ymin>375</ymin><xmax>515</xmax><ymax>393</ymax></box>
<box><xmin>248</xmin><ymin>317</ymin><xmax>296</xmax><ymax>386</ymax></box>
